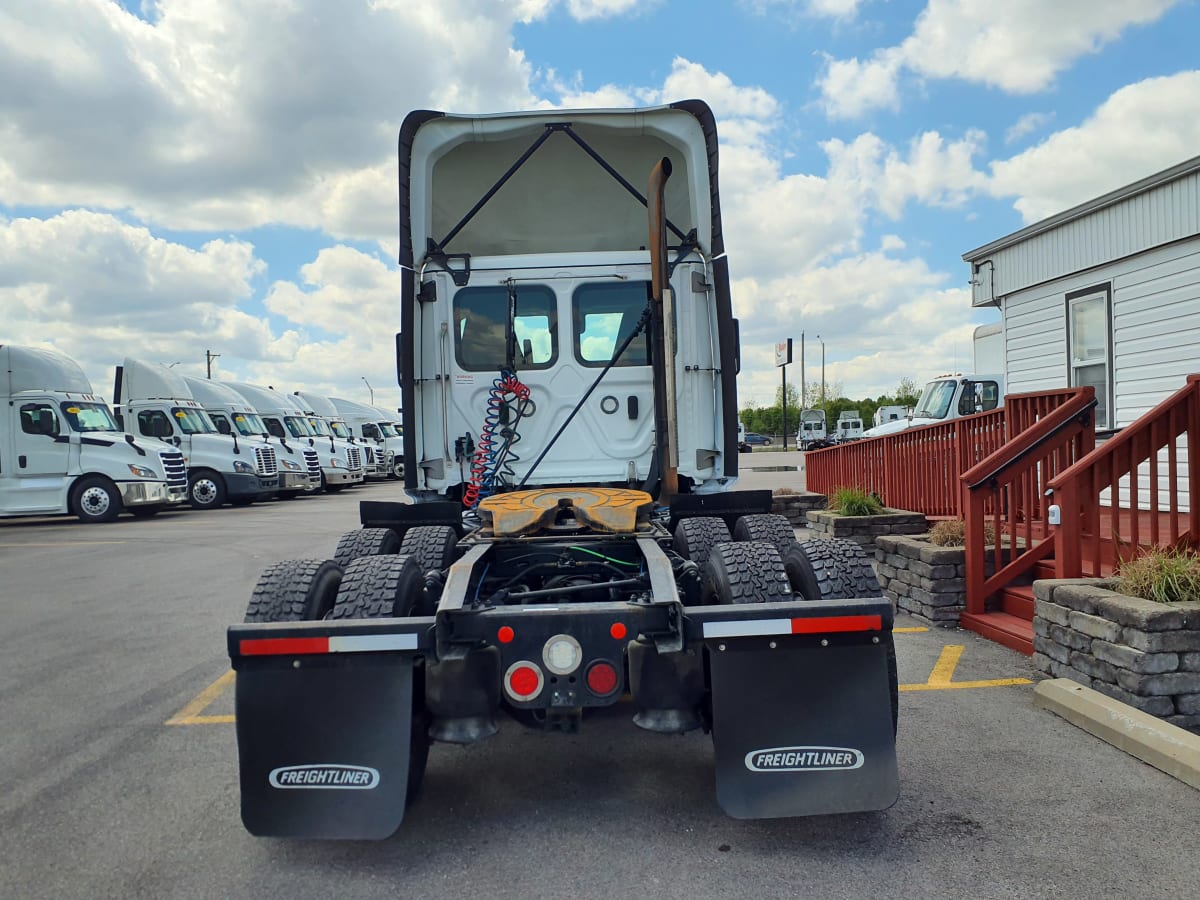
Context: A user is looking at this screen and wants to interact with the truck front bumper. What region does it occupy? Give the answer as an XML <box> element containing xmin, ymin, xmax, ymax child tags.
<box><xmin>227</xmin><ymin>473</ymin><xmax>280</xmax><ymax>500</ymax></box>
<box><xmin>324</xmin><ymin>469</ymin><xmax>362</xmax><ymax>486</ymax></box>
<box><xmin>278</xmin><ymin>471</ymin><xmax>320</xmax><ymax>492</ymax></box>
<box><xmin>119</xmin><ymin>481</ymin><xmax>186</xmax><ymax>507</ymax></box>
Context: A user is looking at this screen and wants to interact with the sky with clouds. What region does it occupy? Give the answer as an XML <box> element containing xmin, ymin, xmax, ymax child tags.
<box><xmin>2</xmin><ymin>0</ymin><xmax>1198</xmax><ymax>413</ymax></box>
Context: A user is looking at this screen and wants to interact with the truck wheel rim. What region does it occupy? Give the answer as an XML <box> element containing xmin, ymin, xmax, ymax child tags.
<box><xmin>82</xmin><ymin>487</ymin><xmax>111</xmax><ymax>514</ymax></box>
<box><xmin>193</xmin><ymin>480</ymin><xmax>217</xmax><ymax>503</ymax></box>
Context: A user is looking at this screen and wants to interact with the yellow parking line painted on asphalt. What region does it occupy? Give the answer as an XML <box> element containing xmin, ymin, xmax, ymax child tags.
<box><xmin>894</xmin><ymin>627</ymin><xmax>929</xmax><ymax>633</ymax></box>
<box><xmin>900</xmin><ymin>644</ymin><xmax>1032</xmax><ymax>692</ymax></box>
<box><xmin>166</xmin><ymin>670</ymin><xmax>236</xmax><ymax>725</ymax></box>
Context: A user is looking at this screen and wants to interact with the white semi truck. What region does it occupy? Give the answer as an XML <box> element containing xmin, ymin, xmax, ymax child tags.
<box><xmin>182</xmin><ymin>376</ymin><xmax>322</xmax><ymax>498</ymax></box>
<box><xmin>834</xmin><ymin>410</ymin><xmax>864</xmax><ymax>442</ymax></box>
<box><xmin>229</xmin><ymin>383</ymin><xmax>364</xmax><ymax>492</ymax></box>
<box><xmin>797</xmin><ymin>409</ymin><xmax>828</xmax><ymax>450</ymax></box>
<box><xmin>328</xmin><ymin>395</ymin><xmax>399</xmax><ymax>479</ymax></box>
<box><xmin>0</xmin><ymin>345</ymin><xmax>187</xmax><ymax>522</ymax></box>
<box><xmin>294</xmin><ymin>392</ymin><xmax>390</xmax><ymax>481</ymax></box>
<box><xmin>862</xmin><ymin>373</ymin><xmax>1004</xmax><ymax>437</ymax></box>
<box><xmin>229</xmin><ymin>102</ymin><xmax>898</xmax><ymax>840</ymax></box>
<box><xmin>372</xmin><ymin>405</ymin><xmax>405</xmax><ymax>478</ymax></box>
<box><xmin>114</xmin><ymin>359</ymin><xmax>280</xmax><ymax>510</ymax></box>
<box><xmin>873</xmin><ymin>405</ymin><xmax>909</xmax><ymax>428</ymax></box>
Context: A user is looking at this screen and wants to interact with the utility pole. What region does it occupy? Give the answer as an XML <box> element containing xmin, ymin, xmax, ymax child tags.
<box><xmin>206</xmin><ymin>350</ymin><xmax>220</xmax><ymax>379</ymax></box>
<box><xmin>820</xmin><ymin>338</ymin><xmax>826</xmax><ymax>407</ymax></box>
<box><xmin>362</xmin><ymin>377</ymin><xmax>374</xmax><ymax>405</ymax></box>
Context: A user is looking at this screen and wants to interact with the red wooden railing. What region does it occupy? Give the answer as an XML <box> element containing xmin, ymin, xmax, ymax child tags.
<box><xmin>1047</xmin><ymin>374</ymin><xmax>1200</xmax><ymax>577</ymax></box>
<box><xmin>959</xmin><ymin>389</ymin><xmax>1097</xmax><ymax>615</ymax></box>
<box><xmin>805</xmin><ymin>388</ymin><xmax>1083</xmax><ymax>518</ymax></box>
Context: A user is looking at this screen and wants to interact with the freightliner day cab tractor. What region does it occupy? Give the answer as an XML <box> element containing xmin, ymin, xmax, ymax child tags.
<box><xmin>0</xmin><ymin>345</ymin><xmax>187</xmax><ymax>522</ymax></box>
<box><xmin>182</xmin><ymin>376</ymin><xmax>323</xmax><ymax>498</ymax></box>
<box><xmin>861</xmin><ymin>374</ymin><xmax>1004</xmax><ymax>438</ymax></box>
<box><xmin>371</xmin><ymin>404</ymin><xmax>405</xmax><ymax>478</ymax></box>
<box><xmin>296</xmin><ymin>392</ymin><xmax>390</xmax><ymax>481</ymax></box>
<box><xmin>228</xmin><ymin>102</ymin><xmax>898</xmax><ymax>839</ymax></box>
<box><xmin>228</xmin><ymin>382</ymin><xmax>364</xmax><ymax>492</ymax></box>
<box><xmin>328</xmin><ymin>395</ymin><xmax>400</xmax><ymax>479</ymax></box>
<box><xmin>114</xmin><ymin>359</ymin><xmax>279</xmax><ymax>510</ymax></box>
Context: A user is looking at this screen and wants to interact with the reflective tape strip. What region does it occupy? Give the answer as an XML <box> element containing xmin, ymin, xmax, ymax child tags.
<box><xmin>328</xmin><ymin>633</ymin><xmax>418</xmax><ymax>652</ymax></box>
<box><xmin>702</xmin><ymin>619</ymin><xmax>791</xmax><ymax>638</ymax></box>
<box><xmin>240</xmin><ymin>632</ymin><xmax>418</xmax><ymax>656</ymax></box>
<box><xmin>702</xmin><ymin>614</ymin><xmax>884</xmax><ymax>639</ymax></box>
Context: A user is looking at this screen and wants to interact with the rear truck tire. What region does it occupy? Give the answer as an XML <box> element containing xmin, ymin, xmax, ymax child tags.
<box><xmin>783</xmin><ymin>538</ymin><xmax>882</xmax><ymax>602</ymax></box>
<box><xmin>700</xmin><ymin>541</ymin><xmax>793</xmax><ymax>605</ymax></box>
<box><xmin>333</xmin><ymin>527</ymin><xmax>401</xmax><ymax>569</ymax></box>
<box><xmin>672</xmin><ymin>517</ymin><xmax>731</xmax><ymax>570</ymax></box>
<box><xmin>330</xmin><ymin>554</ymin><xmax>430</xmax><ymax>803</ymax></box>
<box><xmin>188</xmin><ymin>469</ymin><xmax>227</xmax><ymax>510</ymax></box>
<box><xmin>398</xmin><ymin>525</ymin><xmax>460</xmax><ymax>573</ymax></box>
<box><xmin>127</xmin><ymin>505</ymin><xmax>163</xmax><ymax>518</ymax></box>
<box><xmin>71</xmin><ymin>475</ymin><xmax>123</xmax><ymax>524</ymax></box>
<box><xmin>244</xmin><ymin>559</ymin><xmax>343</xmax><ymax>622</ymax></box>
<box><xmin>732</xmin><ymin>513</ymin><xmax>796</xmax><ymax>557</ymax></box>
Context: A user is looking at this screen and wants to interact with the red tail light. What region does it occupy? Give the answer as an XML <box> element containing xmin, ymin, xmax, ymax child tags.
<box><xmin>504</xmin><ymin>661</ymin><xmax>544</xmax><ymax>701</ymax></box>
<box><xmin>585</xmin><ymin>661</ymin><xmax>619</xmax><ymax>697</ymax></box>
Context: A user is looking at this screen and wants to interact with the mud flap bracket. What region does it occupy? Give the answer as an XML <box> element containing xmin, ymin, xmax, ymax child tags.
<box><xmin>708</xmin><ymin>636</ymin><xmax>899</xmax><ymax>819</ymax></box>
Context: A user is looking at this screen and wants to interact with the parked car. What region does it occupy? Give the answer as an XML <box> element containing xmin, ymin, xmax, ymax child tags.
<box><xmin>738</xmin><ymin>431</ymin><xmax>772</xmax><ymax>452</ymax></box>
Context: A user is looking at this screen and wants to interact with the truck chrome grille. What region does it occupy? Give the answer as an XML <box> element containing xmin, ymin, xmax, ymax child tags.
<box><xmin>158</xmin><ymin>449</ymin><xmax>188</xmax><ymax>488</ymax></box>
<box><xmin>346</xmin><ymin>447</ymin><xmax>362</xmax><ymax>471</ymax></box>
<box><xmin>302</xmin><ymin>447</ymin><xmax>321</xmax><ymax>478</ymax></box>
<box><xmin>254</xmin><ymin>446</ymin><xmax>278</xmax><ymax>476</ymax></box>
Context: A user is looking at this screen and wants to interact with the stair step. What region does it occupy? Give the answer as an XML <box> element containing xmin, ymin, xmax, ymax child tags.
<box><xmin>960</xmin><ymin>611</ymin><xmax>1034</xmax><ymax>656</ymax></box>
<box><xmin>1000</xmin><ymin>586</ymin><xmax>1034</xmax><ymax>619</ymax></box>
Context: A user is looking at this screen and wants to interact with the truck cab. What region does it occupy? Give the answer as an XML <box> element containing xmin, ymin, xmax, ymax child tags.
<box><xmin>327</xmin><ymin>396</ymin><xmax>398</xmax><ymax>480</ymax></box>
<box><xmin>182</xmin><ymin>376</ymin><xmax>322</xmax><ymax>498</ymax></box>
<box><xmin>0</xmin><ymin>345</ymin><xmax>187</xmax><ymax>522</ymax></box>
<box><xmin>229</xmin><ymin>383</ymin><xmax>364</xmax><ymax>492</ymax></box>
<box><xmin>834</xmin><ymin>411</ymin><xmax>864</xmax><ymax>442</ymax></box>
<box><xmin>114</xmin><ymin>359</ymin><xmax>279</xmax><ymax>510</ymax></box>
<box><xmin>295</xmin><ymin>392</ymin><xmax>389</xmax><ymax>481</ymax></box>
<box><xmin>797</xmin><ymin>409</ymin><xmax>827</xmax><ymax>450</ymax></box>
<box><xmin>862</xmin><ymin>374</ymin><xmax>1004</xmax><ymax>437</ymax></box>
<box><xmin>371</xmin><ymin>405</ymin><xmax>405</xmax><ymax>478</ymax></box>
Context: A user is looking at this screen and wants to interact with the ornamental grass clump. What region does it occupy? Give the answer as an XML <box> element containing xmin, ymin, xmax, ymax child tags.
<box><xmin>829</xmin><ymin>487</ymin><xmax>883</xmax><ymax>517</ymax></box>
<box><xmin>1116</xmin><ymin>547</ymin><xmax>1200</xmax><ymax>604</ymax></box>
<box><xmin>927</xmin><ymin>519</ymin><xmax>996</xmax><ymax>547</ymax></box>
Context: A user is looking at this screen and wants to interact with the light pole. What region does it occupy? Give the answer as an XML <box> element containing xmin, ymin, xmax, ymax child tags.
<box><xmin>818</xmin><ymin>335</ymin><xmax>826</xmax><ymax>406</ymax></box>
<box><xmin>362</xmin><ymin>377</ymin><xmax>374</xmax><ymax>405</ymax></box>
<box><xmin>206</xmin><ymin>350</ymin><xmax>220</xmax><ymax>379</ymax></box>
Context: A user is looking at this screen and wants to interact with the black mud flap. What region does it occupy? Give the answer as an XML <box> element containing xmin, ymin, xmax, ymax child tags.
<box><xmin>708</xmin><ymin>638</ymin><xmax>898</xmax><ymax>819</ymax></box>
<box><xmin>235</xmin><ymin>654</ymin><xmax>415</xmax><ymax>839</ymax></box>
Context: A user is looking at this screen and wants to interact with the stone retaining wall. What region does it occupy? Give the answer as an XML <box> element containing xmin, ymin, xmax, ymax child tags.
<box><xmin>874</xmin><ymin>535</ymin><xmax>967</xmax><ymax>625</ymax></box>
<box><xmin>1032</xmin><ymin>579</ymin><xmax>1200</xmax><ymax>733</ymax></box>
<box><xmin>808</xmin><ymin>508</ymin><xmax>928</xmax><ymax>552</ymax></box>
<box><xmin>771</xmin><ymin>492</ymin><xmax>826</xmax><ymax>526</ymax></box>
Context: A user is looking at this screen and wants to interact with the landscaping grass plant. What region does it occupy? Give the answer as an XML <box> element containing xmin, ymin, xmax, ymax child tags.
<box><xmin>829</xmin><ymin>486</ymin><xmax>883</xmax><ymax>517</ymax></box>
<box><xmin>1116</xmin><ymin>546</ymin><xmax>1200</xmax><ymax>604</ymax></box>
<box><xmin>927</xmin><ymin>518</ymin><xmax>996</xmax><ymax>547</ymax></box>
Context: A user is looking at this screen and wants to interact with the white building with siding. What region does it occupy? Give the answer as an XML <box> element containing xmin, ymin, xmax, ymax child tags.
<box><xmin>962</xmin><ymin>156</ymin><xmax>1200</xmax><ymax>433</ymax></box>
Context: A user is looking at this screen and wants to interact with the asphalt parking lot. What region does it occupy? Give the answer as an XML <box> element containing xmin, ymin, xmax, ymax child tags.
<box><xmin>2</xmin><ymin>475</ymin><xmax>1198</xmax><ymax>899</ymax></box>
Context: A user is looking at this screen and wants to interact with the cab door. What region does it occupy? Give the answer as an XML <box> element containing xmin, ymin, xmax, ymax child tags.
<box><xmin>1</xmin><ymin>401</ymin><xmax>72</xmax><ymax>512</ymax></box>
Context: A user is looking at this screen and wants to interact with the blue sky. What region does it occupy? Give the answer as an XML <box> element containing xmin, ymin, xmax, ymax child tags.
<box><xmin>2</xmin><ymin>0</ymin><xmax>1198</xmax><ymax>413</ymax></box>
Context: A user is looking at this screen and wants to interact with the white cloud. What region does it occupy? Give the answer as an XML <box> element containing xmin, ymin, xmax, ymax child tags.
<box><xmin>0</xmin><ymin>0</ymin><xmax>539</xmax><ymax>239</ymax></box>
<box><xmin>743</xmin><ymin>0</ymin><xmax>864</xmax><ymax>20</ymax></box>
<box><xmin>990</xmin><ymin>71</ymin><xmax>1200</xmax><ymax>223</ymax></box>
<box><xmin>817</xmin><ymin>0</ymin><xmax>1181</xmax><ymax>118</ymax></box>
<box><xmin>1004</xmin><ymin>112</ymin><xmax>1055</xmax><ymax>144</ymax></box>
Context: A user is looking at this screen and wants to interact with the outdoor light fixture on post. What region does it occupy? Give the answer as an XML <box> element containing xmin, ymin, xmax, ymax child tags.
<box><xmin>206</xmin><ymin>349</ymin><xmax>220</xmax><ymax>379</ymax></box>
<box><xmin>362</xmin><ymin>377</ymin><xmax>374</xmax><ymax>405</ymax></box>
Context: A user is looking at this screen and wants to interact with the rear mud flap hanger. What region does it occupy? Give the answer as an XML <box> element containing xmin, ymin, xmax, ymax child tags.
<box><xmin>424</xmin><ymin>121</ymin><xmax>699</xmax><ymax>287</ymax></box>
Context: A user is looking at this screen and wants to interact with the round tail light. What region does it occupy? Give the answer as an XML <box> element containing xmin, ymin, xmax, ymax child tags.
<box><xmin>504</xmin><ymin>661</ymin><xmax>544</xmax><ymax>701</ymax></box>
<box><xmin>585</xmin><ymin>661</ymin><xmax>619</xmax><ymax>697</ymax></box>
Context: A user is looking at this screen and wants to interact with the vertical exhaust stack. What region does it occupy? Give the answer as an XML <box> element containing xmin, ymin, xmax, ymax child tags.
<box><xmin>648</xmin><ymin>157</ymin><xmax>679</xmax><ymax>498</ymax></box>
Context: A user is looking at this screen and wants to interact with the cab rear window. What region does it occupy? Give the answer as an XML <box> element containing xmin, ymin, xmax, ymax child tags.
<box><xmin>572</xmin><ymin>281</ymin><xmax>650</xmax><ymax>367</ymax></box>
<box><xmin>454</xmin><ymin>285</ymin><xmax>557</xmax><ymax>372</ymax></box>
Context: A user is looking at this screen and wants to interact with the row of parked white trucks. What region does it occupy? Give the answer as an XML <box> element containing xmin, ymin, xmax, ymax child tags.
<box><xmin>1</xmin><ymin>344</ymin><xmax>404</xmax><ymax>523</ymax></box>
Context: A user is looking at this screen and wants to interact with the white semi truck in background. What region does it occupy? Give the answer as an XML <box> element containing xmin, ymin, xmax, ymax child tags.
<box><xmin>372</xmin><ymin>405</ymin><xmax>405</xmax><ymax>478</ymax></box>
<box><xmin>873</xmin><ymin>405</ymin><xmax>909</xmax><ymax>428</ymax></box>
<box><xmin>294</xmin><ymin>392</ymin><xmax>390</xmax><ymax>481</ymax></box>
<box><xmin>114</xmin><ymin>359</ymin><xmax>279</xmax><ymax>510</ymax></box>
<box><xmin>862</xmin><ymin>373</ymin><xmax>1005</xmax><ymax>437</ymax></box>
<box><xmin>0</xmin><ymin>345</ymin><xmax>187</xmax><ymax>522</ymax></box>
<box><xmin>228</xmin><ymin>382</ymin><xmax>364</xmax><ymax>492</ymax></box>
<box><xmin>329</xmin><ymin>395</ymin><xmax>401</xmax><ymax>479</ymax></box>
<box><xmin>183</xmin><ymin>376</ymin><xmax>322</xmax><ymax>498</ymax></box>
<box><xmin>797</xmin><ymin>408</ymin><xmax>827</xmax><ymax>450</ymax></box>
<box><xmin>834</xmin><ymin>411</ymin><xmax>864</xmax><ymax>442</ymax></box>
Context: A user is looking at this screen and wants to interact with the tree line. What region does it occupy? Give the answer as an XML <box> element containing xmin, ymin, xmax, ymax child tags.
<box><xmin>739</xmin><ymin>377</ymin><xmax>920</xmax><ymax>437</ymax></box>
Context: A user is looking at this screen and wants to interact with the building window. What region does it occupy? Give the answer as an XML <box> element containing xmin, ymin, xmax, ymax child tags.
<box><xmin>1066</xmin><ymin>285</ymin><xmax>1112</xmax><ymax>429</ymax></box>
